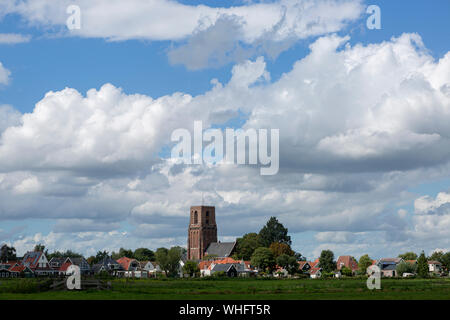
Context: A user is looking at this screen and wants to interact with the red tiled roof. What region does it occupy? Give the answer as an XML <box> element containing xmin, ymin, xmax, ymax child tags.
<box><xmin>309</xmin><ymin>259</ymin><xmax>319</xmax><ymax>268</ymax></box>
<box><xmin>59</xmin><ymin>262</ymin><xmax>73</xmax><ymax>272</ymax></box>
<box><xmin>198</xmin><ymin>260</ymin><xmax>214</xmax><ymax>270</ymax></box>
<box><xmin>298</xmin><ymin>261</ymin><xmax>310</xmax><ymax>269</ymax></box>
<box><xmin>428</xmin><ymin>260</ymin><xmax>442</xmax><ymax>265</ymax></box>
<box><xmin>9</xmin><ymin>265</ymin><xmax>27</xmax><ymax>273</ymax></box>
<box><xmin>310</xmin><ymin>267</ymin><xmax>321</xmax><ymax>275</ymax></box>
<box><xmin>199</xmin><ymin>257</ymin><xmax>241</xmax><ymax>269</ymax></box>
<box><xmin>116</xmin><ymin>257</ymin><xmax>138</xmax><ymax>271</ymax></box>
<box><xmin>243</xmin><ymin>261</ymin><xmax>253</xmax><ymax>269</ymax></box>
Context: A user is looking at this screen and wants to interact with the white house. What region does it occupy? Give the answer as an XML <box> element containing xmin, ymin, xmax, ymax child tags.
<box><xmin>310</xmin><ymin>268</ymin><xmax>322</xmax><ymax>279</ymax></box>
<box><xmin>428</xmin><ymin>261</ymin><xmax>443</xmax><ymax>273</ymax></box>
<box><xmin>140</xmin><ymin>261</ymin><xmax>163</xmax><ymax>276</ymax></box>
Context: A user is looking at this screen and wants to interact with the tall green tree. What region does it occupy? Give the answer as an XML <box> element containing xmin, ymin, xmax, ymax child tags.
<box><xmin>398</xmin><ymin>251</ymin><xmax>417</xmax><ymax>261</ymax></box>
<box><xmin>269</xmin><ymin>242</ymin><xmax>295</xmax><ymax>258</ymax></box>
<box><xmin>429</xmin><ymin>251</ymin><xmax>444</xmax><ymax>262</ymax></box>
<box><xmin>93</xmin><ymin>250</ymin><xmax>109</xmax><ymax>264</ymax></box>
<box><xmin>251</xmin><ymin>247</ymin><xmax>276</xmax><ymax>273</ymax></box>
<box><xmin>440</xmin><ymin>252</ymin><xmax>450</xmax><ymax>272</ymax></box>
<box><xmin>358</xmin><ymin>254</ymin><xmax>373</xmax><ymax>274</ymax></box>
<box><xmin>276</xmin><ymin>254</ymin><xmax>299</xmax><ymax>275</ymax></box>
<box><xmin>47</xmin><ymin>249</ymin><xmax>83</xmax><ymax>260</ymax></box>
<box><xmin>0</xmin><ymin>244</ymin><xmax>16</xmax><ymax>262</ymax></box>
<box><xmin>258</xmin><ymin>217</ymin><xmax>291</xmax><ymax>247</ymax></box>
<box><xmin>134</xmin><ymin>248</ymin><xmax>155</xmax><ymax>261</ymax></box>
<box><xmin>33</xmin><ymin>244</ymin><xmax>45</xmax><ymax>252</ymax></box>
<box><xmin>155</xmin><ymin>247</ymin><xmax>182</xmax><ymax>277</ymax></box>
<box><xmin>319</xmin><ymin>250</ymin><xmax>335</xmax><ymax>273</ymax></box>
<box><xmin>235</xmin><ymin>233</ymin><xmax>260</xmax><ymax>260</ymax></box>
<box><xmin>182</xmin><ymin>261</ymin><xmax>200</xmax><ymax>277</ymax></box>
<box><xmin>417</xmin><ymin>251</ymin><xmax>429</xmax><ymax>278</ymax></box>
<box><xmin>111</xmin><ymin>248</ymin><xmax>134</xmax><ymax>260</ymax></box>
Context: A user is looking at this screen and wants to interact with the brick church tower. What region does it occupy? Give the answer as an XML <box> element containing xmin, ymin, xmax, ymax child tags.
<box><xmin>187</xmin><ymin>206</ymin><xmax>217</xmax><ymax>260</ymax></box>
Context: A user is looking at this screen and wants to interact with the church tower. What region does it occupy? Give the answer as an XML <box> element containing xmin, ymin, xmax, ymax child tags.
<box><xmin>187</xmin><ymin>206</ymin><xmax>217</xmax><ymax>260</ymax></box>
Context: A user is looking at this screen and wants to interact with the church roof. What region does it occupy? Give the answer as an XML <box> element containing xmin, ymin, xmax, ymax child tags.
<box><xmin>205</xmin><ymin>242</ymin><xmax>236</xmax><ymax>258</ymax></box>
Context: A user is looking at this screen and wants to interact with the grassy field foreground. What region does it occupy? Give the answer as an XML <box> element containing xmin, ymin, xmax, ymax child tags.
<box><xmin>1</xmin><ymin>277</ymin><xmax>449</xmax><ymax>300</ymax></box>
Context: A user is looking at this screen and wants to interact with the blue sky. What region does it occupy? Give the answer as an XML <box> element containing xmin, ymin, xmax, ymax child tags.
<box><xmin>0</xmin><ymin>0</ymin><xmax>450</xmax><ymax>259</ymax></box>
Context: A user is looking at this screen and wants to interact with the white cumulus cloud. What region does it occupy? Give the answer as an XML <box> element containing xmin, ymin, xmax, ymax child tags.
<box><xmin>0</xmin><ymin>62</ymin><xmax>11</xmax><ymax>85</ymax></box>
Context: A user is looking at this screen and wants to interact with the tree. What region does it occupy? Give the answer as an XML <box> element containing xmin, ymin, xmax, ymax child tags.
<box><xmin>398</xmin><ymin>251</ymin><xmax>417</xmax><ymax>261</ymax></box>
<box><xmin>235</xmin><ymin>233</ymin><xmax>260</xmax><ymax>260</ymax></box>
<box><xmin>341</xmin><ymin>266</ymin><xmax>352</xmax><ymax>277</ymax></box>
<box><xmin>0</xmin><ymin>244</ymin><xmax>16</xmax><ymax>262</ymax></box>
<box><xmin>134</xmin><ymin>248</ymin><xmax>155</xmax><ymax>261</ymax></box>
<box><xmin>440</xmin><ymin>252</ymin><xmax>450</xmax><ymax>272</ymax></box>
<box><xmin>258</xmin><ymin>217</ymin><xmax>291</xmax><ymax>247</ymax></box>
<box><xmin>34</xmin><ymin>244</ymin><xmax>45</xmax><ymax>252</ymax></box>
<box><xmin>358</xmin><ymin>254</ymin><xmax>373</xmax><ymax>274</ymax></box>
<box><xmin>429</xmin><ymin>251</ymin><xmax>444</xmax><ymax>262</ymax></box>
<box><xmin>294</xmin><ymin>252</ymin><xmax>305</xmax><ymax>261</ymax></box>
<box><xmin>111</xmin><ymin>248</ymin><xmax>134</xmax><ymax>260</ymax></box>
<box><xmin>269</xmin><ymin>242</ymin><xmax>295</xmax><ymax>258</ymax></box>
<box><xmin>417</xmin><ymin>251</ymin><xmax>429</xmax><ymax>278</ymax></box>
<box><xmin>86</xmin><ymin>256</ymin><xmax>96</xmax><ymax>265</ymax></box>
<box><xmin>92</xmin><ymin>250</ymin><xmax>109</xmax><ymax>264</ymax></box>
<box><xmin>47</xmin><ymin>249</ymin><xmax>83</xmax><ymax>260</ymax></box>
<box><xmin>319</xmin><ymin>250</ymin><xmax>335</xmax><ymax>273</ymax></box>
<box><xmin>155</xmin><ymin>247</ymin><xmax>182</xmax><ymax>277</ymax></box>
<box><xmin>396</xmin><ymin>261</ymin><xmax>417</xmax><ymax>276</ymax></box>
<box><xmin>183</xmin><ymin>261</ymin><xmax>200</xmax><ymax>277</ymax></box>
<box><xmin>276</xmin><ymin>254</ymin><xmax>299</xmax><ymax>275</ymax></box>
<box><xmin>251</xmin><ymin>247</ymin><xmax>276</xmax><ymax>273</ymax></box>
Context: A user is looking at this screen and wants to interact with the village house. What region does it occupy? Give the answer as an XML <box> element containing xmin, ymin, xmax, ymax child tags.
<box><xmin>49</xmin><ymin>257</ymin><xmax>91</xmax><ymax>275</ymax></box>
<box><xmin>336</xmin><ymin>256</ymin><xmax>359</xmax><ymax>274</ymax></box>
<box><xmin>377</xmin><ymin>258</ymin><xmax>403</xmax><ymax>277</ymax></box>
<box><xmin>21</xmin><ymin>251</ymin><xmax>57</xmax><ymax>277</ymax></box>
<box><xmin>140</xmin><ymin>260</ymin><xmax>163</xmax><ymax>276</ymax></box>
<box><xmin>92</xmin><ymin>257</ymin><xmax>123</xmax><ymax>275</ymax></box>
<box><xmin>298</xmin><ymin>261</ymin><xmax>312</xmax><ymax>273</ymax></box>
<box><xmin>0</xmin><ymin>260</ymin><xmax>20</xmax><ymax>278</ymax></box>
<box><xmin>117</xmin><ymin>257</ymin><xmax>141</xmax><ymax>277</ymax></box>
<box><xmin>428</xmin><ymin>260</ymin><xmax>443</xmax><ymax>274</ymax></box>
<box><xmin>308</xmin><ymin>259</ymin><xmax>322</xmax><ymax>278</ymax></box>
<box><xmin>199</xmin><ymin>257</ymin><xmax>254</xmax><ymax>277</ymax></box>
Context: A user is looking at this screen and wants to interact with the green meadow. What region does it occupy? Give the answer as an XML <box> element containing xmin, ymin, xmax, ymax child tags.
<box><xmin>0</xmin><ymin>277</ymin><xmax>449</xmax><ymax>300</ymax></box>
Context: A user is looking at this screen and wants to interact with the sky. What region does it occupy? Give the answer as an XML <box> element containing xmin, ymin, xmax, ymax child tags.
<box><xmin>0</xmin><ymin>0</ymin><xmax>449</xmax><ymax>260</ymax></box>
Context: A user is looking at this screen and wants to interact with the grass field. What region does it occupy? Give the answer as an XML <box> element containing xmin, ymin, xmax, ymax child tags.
<box><xmin>1</xmin><ymin>277</ymin><xmax>450</xmax><ymax>300</ymax></box>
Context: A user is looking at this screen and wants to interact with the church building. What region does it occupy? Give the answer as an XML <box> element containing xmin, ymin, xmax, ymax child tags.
<box><xmin>187</xmin><ymin>206</ymin><xmax>236</xmax><ymax>261</ymax></box>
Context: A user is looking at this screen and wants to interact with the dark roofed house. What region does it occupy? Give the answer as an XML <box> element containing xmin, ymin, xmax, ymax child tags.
<box><xmin>205</xmin><ymin>242</ymin><xmax>236</xmax><ymax>258</ymax></box>
<box><xmin>49</xmin><ymin>257</ymin><xmax>65</xmax><ymax>269</ymax></box>
<box><xmin>92</xmin><ymin>257</ymin><xmax>123</xmax><ymax>276</ymax></box>
<box><xmin>210</xmin><ymin>263</ymin><xmax>238</xmax><ymax>277</ymax></box>
<box><xmin>49</xmin><ymin>257</ymin><xmax>91</xmax><ymax>275</ymax></box>
<box><xmin>378</xmin><ymin>258</ymin><xmax>403</xmax><ymax>277</ymax></box>
<box><xmin>70</xmin><ymin>257</ymin><xmax>91</xmax><ymax>275</ymax></box>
